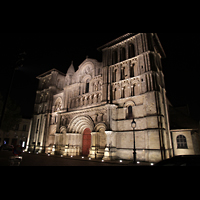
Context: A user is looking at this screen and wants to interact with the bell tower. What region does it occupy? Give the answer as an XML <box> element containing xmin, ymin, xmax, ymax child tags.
<box><xmin>98</xmin><ymin>33</ymin><xmax>173</xmax><ymax>162</ymax></box>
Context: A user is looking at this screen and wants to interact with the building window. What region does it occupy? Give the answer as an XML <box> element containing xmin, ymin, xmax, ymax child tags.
<box><xmin>131</xmin><ymin>85</ymin><xmax>135</xmax><ymax>96</ymax></box>
<box><xmin>98</xmin><ymin>68</ymin><xmax>101</xmax><ymax>75</ymax></box>
<box><xmin>177</xmin><ymin>135</ymin><xmax>188</xmax><ymax>149</ymax></box>
<box><xmin>120</xmin><ymin>47</ymin><xmax>126</xmax><ymax>62</ymax></box>
<box><xmin>121</xmin><ymin>67</ymin><xmax>125</xmax><ymax>80</ymax></box>
<box><xmin>127</xmin><ymin>106</ymin><xmax>133</xmax><ymax>119</ymax></box>
<box><xmin>112</xmin><ymin>51</ymin><xmax>118</xmax><ymax>65</ymax></box>
<box><xmin>122</xmin><ymin>87</ymin><xmax>125</xmax><ymax>98</ymax></box>
<box><xmin>130</xmin><ymin>63</ymin><xmax>135</xmax><ymax>77</ymax></box>
<box><xmin>113</xmin><ymin>69</ymin><xmax>117</xmax><ymax>83</ymax></box>
<box><xmin>129</xmin><ymin>43</ymin><xmax>135</xmax><ymax>58</ymax></box>
<box><xmin>15</xmin><ymin>124</ymin><xmax>19</xmax><ymax>131</ymax></box>
<box><xmin>22</xmin><ymin>141</ymin><xmax>26</xmax><ymax>148</ymax></box>
<box><xmin>86</xmin><ymin>79</ymin><xmax>90</xmax><ymax>93</ymax></box>
<box><xmin>113</xmin><ymin>88</ymin><xmax>117</xmax><ymax>100</ymax></box>
<box><xmin>23</xmin><ymin>125</ymin><xmax>27</xmax><ymax>131</ymax></box>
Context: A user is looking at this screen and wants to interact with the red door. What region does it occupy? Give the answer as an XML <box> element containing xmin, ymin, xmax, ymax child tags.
<box><xmin>82</xmin><ymin>128</ymin><xmax>91</xmax><ymax>156</ymax></box>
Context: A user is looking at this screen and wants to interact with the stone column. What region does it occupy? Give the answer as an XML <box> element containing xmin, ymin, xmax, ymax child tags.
<box><xmin>90</xmin><ymin>132</ymin><xmax>98</xmax><ymax>159</ymax></box>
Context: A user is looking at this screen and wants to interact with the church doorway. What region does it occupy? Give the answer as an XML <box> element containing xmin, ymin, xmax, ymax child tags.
<box><xmin>82</xmin><ymin>128</ymin><xmax>91</xmax><ymax>156</ymax></box>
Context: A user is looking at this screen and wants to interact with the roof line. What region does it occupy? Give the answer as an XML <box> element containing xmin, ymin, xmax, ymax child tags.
<box><xmin>36</xmin><ymin>68</ymin><xmax>65</xmax><ymax>79</ymax></box>
<box><xmin>97</xmin><ymin>33</ymin><xmax>137</xmax><ymax>51</ymax></box>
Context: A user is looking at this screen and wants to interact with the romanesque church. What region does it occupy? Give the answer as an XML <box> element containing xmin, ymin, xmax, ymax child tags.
<box><xmin>26</xmin><ymin>33</ymin><xmax>200</xmax><ymax>163</ymax></box>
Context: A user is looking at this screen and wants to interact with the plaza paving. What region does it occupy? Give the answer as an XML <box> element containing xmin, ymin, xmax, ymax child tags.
<box><xmin>0</xmin><ymin>151</ymin><xmax>152</xmax><ymax>166</ymax></box>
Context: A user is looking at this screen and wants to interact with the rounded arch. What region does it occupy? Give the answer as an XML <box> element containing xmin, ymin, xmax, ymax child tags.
<box><xmin>112</xmin><ymin>84</ymin><xmax>120</xmax><ymax>100</ymax></box>
<box><xmin>79</xmin><ymin>61</ymin><xmax>95</xmax><ymax>71</ymax></box>
<box><xmin>129</xmin><ymin>43</ymin><xmax>135</xmax><ymax>58</ymax></box>
<box><xmin>68</xmin><ymin>115</ymin><xmax>94</xmax><ymax>134</ymax></box>
<box><xmin>124</xmin><ymin>100</ymin><xmax>136</xmax><ymax>108</ymax></box>
<box><xmin>60</xmin><ymin>126</ymin><xmax>67</xmax><ymax>134</ymax></box>
<box><xmin>120</xmin><ymin>47</ymin><xmax>126</xmax><ymax>62</ymax></box>
<box><xmin>94</xmin><ymin>123</ymin><xmax>107</xmax><ymax>132</ymax></box>
<box><xmin>82</xmin><ymin>74</ymin><xmax>92</xmax><ymax>83</ymax></box>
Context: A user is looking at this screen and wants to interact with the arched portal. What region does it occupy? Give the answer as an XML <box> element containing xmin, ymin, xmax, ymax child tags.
<box><xmin>82</xmin><ymin>128</ymin><xmax>92</xmax><ymax>156</ymax></box>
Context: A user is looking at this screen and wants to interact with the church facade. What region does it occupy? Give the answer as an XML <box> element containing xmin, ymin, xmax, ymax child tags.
<box><xmin>26</xmin><ymin>33</ymin><xmax>174</xmax><ymax>163</ymax></box>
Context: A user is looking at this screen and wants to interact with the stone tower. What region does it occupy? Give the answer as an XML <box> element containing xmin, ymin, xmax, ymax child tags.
<box><xmin>98</xmin><ymin>33</ymin><xmax>173</xmax><ymax>162</ymax></box>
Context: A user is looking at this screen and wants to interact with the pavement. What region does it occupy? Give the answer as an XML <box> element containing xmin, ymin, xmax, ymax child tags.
<box><xmin>0</xmin><ymin>150</ymin><xmax>152</xmax><ymax>166</ymax></box>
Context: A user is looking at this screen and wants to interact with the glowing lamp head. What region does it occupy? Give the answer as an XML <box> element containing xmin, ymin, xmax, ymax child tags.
<box><xmin>131</xmin><ymin>119</ymin><xmax>136</xmax><ymax>129</ymax></box>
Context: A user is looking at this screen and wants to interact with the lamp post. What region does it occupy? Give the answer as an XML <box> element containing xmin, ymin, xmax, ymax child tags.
<box><xmin>131</xmin><ymin>119</ymin><xmax>137</xmax><ymax>164</ymax></box>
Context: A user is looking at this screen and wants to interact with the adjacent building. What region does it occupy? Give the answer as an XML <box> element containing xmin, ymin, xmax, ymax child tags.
<box><xmin>0</xmin><ymin>118</ymin><xmax>32</xmax><ymax>149</ymax></box>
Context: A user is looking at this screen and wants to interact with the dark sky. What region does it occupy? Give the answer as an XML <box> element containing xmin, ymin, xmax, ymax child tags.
<box><xmin>0</xmin><ymin>33</ymin><xmax>199</xmax><ymax>121</ymax></box>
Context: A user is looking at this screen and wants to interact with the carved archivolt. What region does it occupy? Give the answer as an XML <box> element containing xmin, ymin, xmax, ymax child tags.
<box><xmin>67</xmin><ymin>115</ymin><xmax>94</xmax><ymax>134</ymax></box>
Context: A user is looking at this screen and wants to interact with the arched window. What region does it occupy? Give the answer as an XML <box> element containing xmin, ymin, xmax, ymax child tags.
<box><xmin>127</xmin><ymin>106</ymin><xmax>133</xmax><ymax>119</ymax></box>
<box><xmin>113</xmin><ymin>88</ymin><xmax>117</xmax><ymax>100</ymax></box>
<box><xmin>130</xmin><ymin>63</ymin><xmax>135</xmax><ymax>77</ymax></box>
<box><xmin>120</xmin><ymin>47</ymin><xmax>126</xmax><ymax>62</ymax></box>
<box><xmin>112</xmin><ymin>51</ymin><xmax>118</xmax><ymax>65</ymax></box>
<box><xmin>98</xmin><ymin>68</ymin><xmax>101</xmax><ymax>75</ymax></box>
<box><xmin>129</xmin><ymin>43</ymin><xmax>135</xmax><ymax>58</ymax></box>
<box><xmin>121</xmin><ymin>67</ymin><xmax>125</xmax><ymax>80</ymax></box>
<box><xmin>113</xmin><ymin>69</ymin><xmax>117</xmax><ymax>82</ymax></box>
<box><xmin>86</xmin><ymin>79</ymin><xmax>90</xmax><ymax>93</ymax></box>
<box><xmin>131</xmin><ymin>85</ymin><xmax>135</xmax><ymax>96</ymax></box>
<box><xmin>122</xmin><ymin>87</ymin><xmax>125</xmax><ymax>98</ymax></box>
<box><xmin>177</xmin><ymin>135</ymin><xmax>188</xmax><ymax>149</ymax></box>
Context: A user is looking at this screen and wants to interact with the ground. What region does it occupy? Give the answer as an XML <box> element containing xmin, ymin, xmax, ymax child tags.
<box><xmin>0</xmin><ymin>151</ymin><xmax>152</xmax><ymax>166</ymax></box>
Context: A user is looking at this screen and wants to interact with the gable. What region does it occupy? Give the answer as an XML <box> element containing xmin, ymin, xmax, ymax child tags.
<box><xmin>71</xmin><ymin>59</ymin><xmax>98</xmax><ymax>84</ymax></box>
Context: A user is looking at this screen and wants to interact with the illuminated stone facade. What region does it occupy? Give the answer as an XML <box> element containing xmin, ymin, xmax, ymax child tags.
<box><xmin>27</xmin><ymin>33</ymin><xmax>174</xmax><ymax>163</ymax></box>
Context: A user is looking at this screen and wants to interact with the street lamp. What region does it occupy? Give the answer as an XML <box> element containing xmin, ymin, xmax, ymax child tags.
<box><xmin>131</xmin><ymin>119</ymin><xmax>137</xmax><ymax>164</ymax></box>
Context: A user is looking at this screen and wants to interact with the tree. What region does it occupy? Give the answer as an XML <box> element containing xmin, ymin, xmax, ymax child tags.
<box><xmin>0</xmin><ymin>93</ymin><xmax>22</xmax><ymax>132</ymax></box>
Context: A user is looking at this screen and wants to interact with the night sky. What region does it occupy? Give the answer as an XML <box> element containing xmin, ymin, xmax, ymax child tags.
<box><xmin>0</xmin><ymin>33</ymin><xmax>199</xmax><ymax>122</ymax></box>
